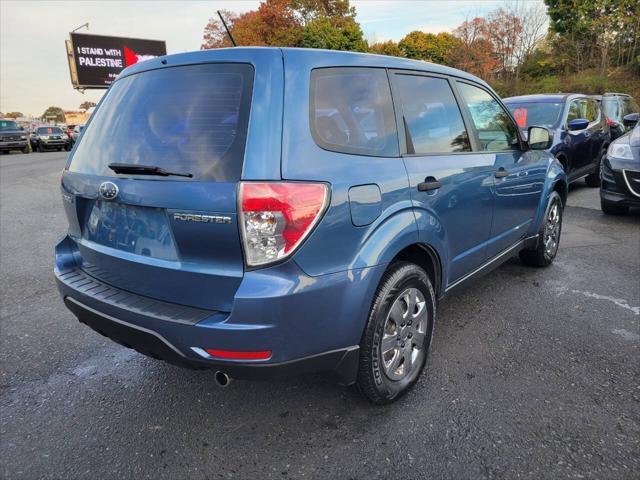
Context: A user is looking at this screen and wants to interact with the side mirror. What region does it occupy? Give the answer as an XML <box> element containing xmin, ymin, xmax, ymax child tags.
<box><xmin>623</xmin><ymin>112</ymin><xmax>639</xmax><ymax>128</ymax></box>
<box><xmin>528</xmin><ymin>126</ymin><xmax>552</xmax><ymax>150</ymax></box>
<box><xmin>568</xmin><ymin>118</ymin><xmax>589</xmax><ymax>131</ymax></box>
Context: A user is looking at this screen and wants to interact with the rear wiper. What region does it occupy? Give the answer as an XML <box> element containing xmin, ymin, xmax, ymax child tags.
<box><xmin>108</xmin><ymin>163</ymin><xmax>193</xmax><ymax>178</ymax></box>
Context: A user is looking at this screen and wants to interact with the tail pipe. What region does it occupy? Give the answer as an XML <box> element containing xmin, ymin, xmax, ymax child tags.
<box><xmin>214</xmin><ymin>371</ymin><xmax>232</xmax><ymax>388</ymax></box>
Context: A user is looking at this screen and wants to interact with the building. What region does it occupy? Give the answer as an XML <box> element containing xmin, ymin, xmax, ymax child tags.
<box><xmin>64</xmin><ymin>110</ymin><xmax>91</xmax><ymax>125</ymax></box>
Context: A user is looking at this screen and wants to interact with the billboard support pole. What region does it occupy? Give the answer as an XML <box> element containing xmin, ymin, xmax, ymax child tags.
<box><xmin>71</xmin><ymin>22</ymin><xmax>89</xmax><ymax>33</ymax></box>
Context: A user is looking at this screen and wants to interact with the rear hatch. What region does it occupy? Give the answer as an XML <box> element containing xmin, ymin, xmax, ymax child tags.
<box><xmin>61</xmin><ymin>61</ymin><xmax>256</xmax><ymax>311</ymax></box>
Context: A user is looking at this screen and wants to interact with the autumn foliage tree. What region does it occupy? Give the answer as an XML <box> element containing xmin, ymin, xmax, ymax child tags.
<box><xmin>201</xmin><ymin>0</ymin><xmax>365</xmax><ymax>52</ymax></box>
<box><xmin>397</xmin><ymin>31</ymin><xmax>460</xmax><ymax>64</ymax></box>
<box><xmin>369</xmin><ymin>40</ymin><xmax>404</xmax><ymax>57</ymax></box>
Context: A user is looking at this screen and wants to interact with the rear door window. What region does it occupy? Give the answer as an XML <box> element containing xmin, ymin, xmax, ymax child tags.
<box><xmin>585</xmin><ymin>99</ymin><xmax>599</xmax><ymax>123</ymax></box>
<box><xmin>456</xmin><ymin>82</ymin><xmax>520</xmax><ymax>151</ymax></box>
<box><xmin>310</xmin><ymin>67</ymin><xmax>398</xmax><ymax>157</ymax></box>
<box><xmin>393</xmin><ymin>74</ymin><xmax>470</xmax><ymax>154</ymax></box>
<box><xmin>68</xmin><ymin>63</ymin><xmax>254</xmax><ymax>182</ymax></box>
<box><xmin>621</xmin><ymin>96</ymin><xmax>640</xmax><ymax>116</ymax></box>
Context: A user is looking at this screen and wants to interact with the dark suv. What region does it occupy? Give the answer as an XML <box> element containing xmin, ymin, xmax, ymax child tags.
<box><xmin>503</xmin><ymin>94</ymin><xmax>610</xmax><ymax>187</ymax></box>
<box><xmin>55</xmin><ymin>48</ymin><xmax>567</xmax><ymax>403</ymax></box>
<box><xmin>0</xmin><ymin>119</ymin><xmax>29</xmax><ymax>154</ymax></box>
<box><xmin>30</xmin><ymin>126</ymin><xmax>72</xmax><ymax>152</ymax></box>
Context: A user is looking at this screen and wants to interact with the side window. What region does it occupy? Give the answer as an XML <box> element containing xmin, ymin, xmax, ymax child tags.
<box><xmin>457</xmin><ymin>82</ymin><xmax>520</xmax><ymax>151</ymax></box>
<box><xmin>567</xmin><ymin>100</ymin><xmax>582</xmax><ymax>123</ymax></box>
<box><xmin>394</xmin><ymin>74</ymin><xmax>470</xmax><ymax>154</ymax></box>
<box><xmin>585</xmin><ymin>99</ymin><xmax>598</xmax><ymax>123</ymax></box>
<box><xmin>602</xmin><ymin>98</ymin><xmax>620</xmax><ymax>121</ymax></box>
<box><xmin>310</xmin><ymin>68</ymin><xmax>398</xmax><ymax>157</ymax></box>
<box><xmin>622</xmin><ymin>96</ymin><xmax>640</xmax><ymax>116</ymax></box>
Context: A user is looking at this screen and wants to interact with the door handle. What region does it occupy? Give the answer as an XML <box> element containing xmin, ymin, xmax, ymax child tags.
<box><xmin>417</xmin><ymin>176</ymin><xmax>442</xmax><ymax>192</ymax></box>
<box><xmin>495</xmin><ymin>168</ymin><xmax>509</xmax><ymax>178</ymax></box>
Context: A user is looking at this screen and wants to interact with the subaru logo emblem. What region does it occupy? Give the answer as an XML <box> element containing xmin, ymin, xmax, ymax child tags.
<box><xmin>98</xmin><ymin>181</ymin><xmax>119</xmax><ymax>201</ymax></box>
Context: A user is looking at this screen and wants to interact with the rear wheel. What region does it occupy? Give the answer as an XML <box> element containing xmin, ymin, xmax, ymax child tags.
<box><xmin>520</xmin><ymin>191</ymin><xmax>563</xmax><ymax>267</ymax></box>
<box><xmin>601</xmin><ymin>198</ymin><xmax>628</xmax><ymax>215</ymax></box>
<box><xmin>357</xmin><ymin>262</ymin><xmax>435</xmax><ymax>404</ymax></box>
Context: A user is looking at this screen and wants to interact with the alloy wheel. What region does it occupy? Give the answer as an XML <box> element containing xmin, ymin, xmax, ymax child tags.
<box><xmin>543</xmin><ymin>198</ymin><xmax>561</xmax><ymax>258</ymax></box>
<box><xmin>380</xmin><ymin>287</ymin><xmax>428</xmax><ymax>381</ymax></box>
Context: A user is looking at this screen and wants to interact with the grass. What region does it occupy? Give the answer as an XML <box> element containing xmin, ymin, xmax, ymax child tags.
<box><xmin>492</xmin><ymin>67</ymin><xmax>640</xmax><ymax>99</ymax></box>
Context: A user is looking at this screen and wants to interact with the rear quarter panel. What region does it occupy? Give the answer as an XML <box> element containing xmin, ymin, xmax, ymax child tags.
<box><xmin>279</xmin><ymin>50</ymin><xmax>419</xmax><ymax>278</ymax></box>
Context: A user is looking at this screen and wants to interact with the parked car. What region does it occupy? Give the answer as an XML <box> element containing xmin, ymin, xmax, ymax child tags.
<box><xmin>503</xmin><ymin>94</ymin><xmax>610</xmax><ymax>187</ymax></box>
<box><xmin>600</xmin><ymin>113</ymin><xmax>640</xmax><ymax>214</ymax></box>
<box><xmin>55</xmin><ymin>48</ymin><xmax>567</xmax><ymax>404</ymax></box>
<box><xmin>70</xmin><ymin>124</ymin><xmax>85</xmax><ymax>144</ymax></box>
<box><xmin>66</xmin><ymin>124</ymin><xmax>76</xmax><ymax>139</ymax></box>
<box><xmin>0</xmin><ymin>119</ymin><xmax>29</xmax><ymax>154</ymax></box>
<box><xmin>30</xmin><ymin>125</ymin><xmax>72</xmax><ymax>152</ymax></box>
<box><xmin>592</xmin><ymin>93</ymin><xmax>640</xmax><ymax>140</ymax></box>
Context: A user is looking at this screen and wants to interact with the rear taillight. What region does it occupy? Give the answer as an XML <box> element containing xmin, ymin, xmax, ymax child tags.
<box><xmin>606</xmin><ymin>117</ymin><xmax>616</xmax><ymax>127</ymax></box>
<box><xmin>238</xmin><ymin>182</ymin><xmax>329</xmax><ymax>267</ymax></box>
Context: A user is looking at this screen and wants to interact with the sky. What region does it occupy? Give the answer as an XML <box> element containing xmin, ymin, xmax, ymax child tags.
<box><xmin>0</xmin><ymin>0</ymin><xmax>538</xmax><ymax>116</ymax></box>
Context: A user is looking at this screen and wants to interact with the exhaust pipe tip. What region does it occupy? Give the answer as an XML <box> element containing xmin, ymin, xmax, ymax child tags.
<box><xmin>214</xmin><ymin>371</ymin><xmax>232</xmax><ymax>388</ymax></box>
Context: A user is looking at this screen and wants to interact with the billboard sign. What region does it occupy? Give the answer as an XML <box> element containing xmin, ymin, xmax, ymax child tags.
<box><xmin>67</xmin><ymin>33</ymin><xmax>166</xmax><ymax>89</ymax></box>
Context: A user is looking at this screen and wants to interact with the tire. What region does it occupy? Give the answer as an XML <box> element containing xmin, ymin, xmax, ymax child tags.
<box><xmin>357</xmin><ymin>262</ymin><xmax>435</xmax><ymax>404</ymax></box>
<box><xmin>601</xmin><ymin>198</ymin><xmax>628</xmax><ymax>215</ymax></box>
<box><xmin>585</xmin><ymin>151</ymin><xmax>605</xmax><ymax>187</ymax></box>
<box><xmin>57</xmin><ymin>148</ymin><xmax>62</xmax><ymax>152</ymax></box>
<box><xmin>519</xmin><ymin>191</ymin><xmax>563</xmax><ymax>267</ymax></box>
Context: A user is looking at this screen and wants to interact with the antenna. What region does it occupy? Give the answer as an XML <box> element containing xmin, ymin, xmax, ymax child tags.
<box><xmin>217</xmin><ymin>10</ymin><xmax>237</xmax><ymax>47</ymax></box>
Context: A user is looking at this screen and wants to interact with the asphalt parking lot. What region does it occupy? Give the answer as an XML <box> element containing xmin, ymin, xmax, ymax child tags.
<box><xmin>1</xmin><ymin>150</ymin><xmax>639</xmax><ymax>479</ymax></box>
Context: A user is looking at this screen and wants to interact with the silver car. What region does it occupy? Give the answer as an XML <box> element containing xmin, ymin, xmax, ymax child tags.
<box><xmin>71</xmin><ymin>124</ymin><xmax>85</xmax><ymax>143</ymax></box>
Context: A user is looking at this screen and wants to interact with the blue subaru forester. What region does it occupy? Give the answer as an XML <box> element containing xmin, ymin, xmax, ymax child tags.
<box><xmin>55</xmin><ymin>48</ymin><xmax>567</xmax><ymax>404</ymax></box>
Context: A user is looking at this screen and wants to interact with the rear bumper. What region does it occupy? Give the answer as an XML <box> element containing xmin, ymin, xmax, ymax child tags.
<box><xmin>55</xmin><ymin>236</ymin><xmax>384</xmax><ymax>384</ymax></box>
<box><xmin>61</xmin><ymin>295</ymin><xmax>359</xmax><ymax>382</ymax></box>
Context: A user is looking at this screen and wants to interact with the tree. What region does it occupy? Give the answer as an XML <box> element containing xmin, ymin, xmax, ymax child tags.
<box><xmin>79</xmin><ymin>101</ymin><xmax>96</xmax><ymax>111</ymax></box>
<box><xmin>369</xmin><ymin>40</ymin><xmax>404</xmax><ymax>57</ymax></box>
<box><xmin>300</xmin><ymin>16</ymin><xmax>367</xmax><ymax>51</ymax></box>
<box><xmin>42</xmin><ymin>106</ymin><xmax>65</xmax><ymax>123</ymax></box>
<box><xmin>4</xmin><ymin>112</ymin><xmax>23</xmax><ymax>119</ymax></box>
<box><xmin>292</xmin><ymin>0</ymin><xmax>355</xmax><ymax>23</ymax></box>
<box><xmin>451</xmin><ymin>18</ymin><xmax>500</xmax><ymax>80</ymax></box>
<box><xmin>544</xmin><ymin>0</ymin><xmax>640</xmax><ymax>73</ymax></box>
<box><xmin>398</xmin><ymin>31</ymin><xmax>460</xmax><ymax>64</ymax></box>
<box><xmin>507</xmin><ymin>1</ymin><xmax>548</xmax><ymax>82</ymax></box>
<box><xmin>200</xmin><ymin>0</ymin><xmax>363</xmax><ymax>51</ymax></box>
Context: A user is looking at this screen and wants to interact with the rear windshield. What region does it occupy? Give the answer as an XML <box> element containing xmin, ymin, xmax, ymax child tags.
<box><xmin>69</xmin><ymin>63</ymin><xmax>254</xmax><ymax>181</ymax></box>
<box><xmin>506</xmin><ymin>102</ymin><xmax>563</xmax><ymax>129</ymax></box>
